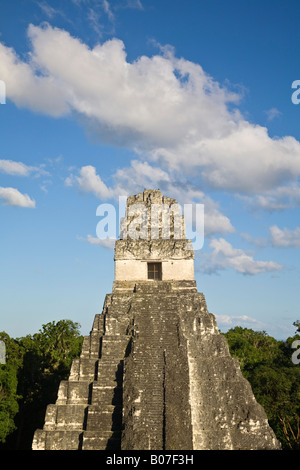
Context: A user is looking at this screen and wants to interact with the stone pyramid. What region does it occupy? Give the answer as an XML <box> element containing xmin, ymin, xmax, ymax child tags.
<box><xmin>32</xmin><ymin>190</ymin><xmax>281</xmax><ymax>450</ymax></box>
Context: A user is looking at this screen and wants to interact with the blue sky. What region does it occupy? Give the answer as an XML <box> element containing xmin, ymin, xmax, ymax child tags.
<box><xmin>0</xmin><ymin>0</ymin><xmax>300</xmax><ymax>340</ymax></box>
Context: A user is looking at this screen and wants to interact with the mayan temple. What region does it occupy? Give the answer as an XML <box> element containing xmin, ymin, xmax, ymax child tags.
<box><xmin>32</xmin><ymin>189</ymin><xmax>281</xmax><ymax>450</ymax></box>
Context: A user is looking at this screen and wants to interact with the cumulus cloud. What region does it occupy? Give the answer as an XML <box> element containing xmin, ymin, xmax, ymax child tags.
<box><xmin>0</xmin><ymin>35</ymin><xmax>70</xmax><ymax>116</ymax></box>
<box><xmin>0</xmin><ymin>159</ymin><xmax>32</xmax><ymax>176</ymax></box>
<box><xmin>66</xmin><ymin>165</ymin><xmax>110</xmax><ymax>199</ymax></box>
<box><xmin>0</xmin><ymin>159</ymin><xmax>48</xmax><ymax>177</ymax></box>
<box><xmin>240</xmin><ymin>184</ymin><xmax>300</xmax><ymax>212</ymax></box>
<box><xmin>1</xmin><ymin>23</ymin><xmax>300</xmax><ymax>195</ymax></box>
<box><xmin>76</xmin><ymin>165</ymin><xmax>111</xmax><ymax>198</ymax></box>
<box><xmin>198</xmin><ymin>238</ymin><xmax>283</xmax><ymax>275</ymax></box>
<box><xmin>240</xmin><ymin>224</ymin><xmax>300</xmax><ymax>250</ymax></box>
<box><xmin>0</xmin><ymin>187</ymin><xmax>36</xmax><ymax>207</ymax></box>
<box><xmin>270</xmin><ymin>225</ymin><xmax>300</xmax><ymax>248</ymax></box>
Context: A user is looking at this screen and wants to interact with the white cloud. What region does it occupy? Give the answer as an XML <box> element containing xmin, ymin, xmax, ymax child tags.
<box><xmin>37</xmin><ymin>1</ymin><xmax>65</xmax><ymax>19</ymax></box>
<box><xmin>201</xmin><ymin>199</ymin><xmax>234</xmax><ymax>237</ymax></box>
<box><xmin>240</xmin><ymin>224</ymin><xmax>300</xmax><ymax>250</ymax></box>
<box><xmin>215</xmin><ymin>314</ymin><xmax>293</xmax><ymax>338</ymax></box>
<box><xmin>215</xmin><ymin>314</ymin><xmax>266</xmax><ymax>329</ymax></box>
<box><xmin>0</xmin><ymin>159</ymin><xmax>48</xmax><ymax>177</ymax></box>
<box><xmin>0</xmin><ymin>159</ymin><xmax>32</xmax><ymax>176</ymax></box>
<box><xmin>66</xmin><ymin>165</ymin><xmax>111</xmax><ymax>199</ymax></box>
<box><xmin>101</xmin><ymin>0</ymin><xmax>114</xmax><ymax>22</ymax></box>
<box><xmin>0</xmin><ymin>35</ymin><xmax>70</xmax><ymax>116</ymax></box>
<box><xmin>111</xmin><ymin>160</ymin><xmax>171</xmax><ymax>197</ymax></box>
<box><xmin>265</xmin><ymin>107</ymin><xmax>282</xmax><ymax>121</ymax></box>
<box><xmin>0</xmin><ymin>187</ymin><xmax>36</xmax><ymax>207</ymax></box>
<box><xmin>240</xmin><ymin>184</ymin><xmax>300</xmax><ymax>212</ymax></box>
<box><xmin>270</xmin><ymin>225</ymin><xmax>300</xmax><ymax>248</ymax></box>
<box><xmin>1</xmin><ymin>24</ymin><xmax>300</xmax><ymax>195</ymax></box>
<box><xmin>198</xmin><ymin>238</ymin><xmax>283</xmax><ymax>275</ymax></box>
<box><xmin>86</xmin><ymin>234</ymin><xmax>115</xmax><ymax>249</ymax></box>
<box><xmin>239</xmin><ymin>232</ymin><xmax>268</xmax><ymax>248</ymax></box>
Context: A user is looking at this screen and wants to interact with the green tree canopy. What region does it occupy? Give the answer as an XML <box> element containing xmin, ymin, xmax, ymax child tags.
<box><xmin>224</xmin><ymin>326</ymin><xmax>300</xmax><ymax>450</ymax></box>
<box><xmin>0</xmin><ymin>320</ymin><xmax>83</xmax><ymax>449</ymax></box>
<box><xmin>0</xmin><ymin>332</ymin><xmax>20</xmax><ymax>444</ymax></box>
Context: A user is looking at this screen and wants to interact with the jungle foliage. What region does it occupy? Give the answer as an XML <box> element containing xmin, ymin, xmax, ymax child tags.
<box><xmin>0</xmin><ymin>320</ymin><xmax>83</xmax><ymax>449</ymax></box>
<box><xmin>224</xmin><ymin>325</ymin><xmax>300</xmax><ymax>450</ymax></box>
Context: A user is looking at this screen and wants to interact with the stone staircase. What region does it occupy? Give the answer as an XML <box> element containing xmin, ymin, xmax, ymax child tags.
<box><xmin>121</xmin><ymin>281</ymin><xmax>196</xmax><ymax>450</ymax></box>
<box><xmin>32</xmin><ymin>293</ymin><xmax>132</xmax><ymax>450</ymax></box>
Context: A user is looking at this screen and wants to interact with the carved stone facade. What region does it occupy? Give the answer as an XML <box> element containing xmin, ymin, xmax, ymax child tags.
<box><xmin>32</xmin><ymin>190</ymin><xmax>281</xmax><ymax>450</ymax></box>
<box><xmin>115</xmin><ymin>189</ymin><xmax>194</xmax><ymax>282</ymax></box>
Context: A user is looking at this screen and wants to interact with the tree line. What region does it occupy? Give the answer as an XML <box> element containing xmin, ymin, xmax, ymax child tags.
<box><xmin>224</xmin><ymin>323</ymin><xmax>300</xmax><ymax>450</ymax></box>
<box><xmin>0</xmin><ymin>320</ymin><xmax>83</xmax><ymax>449</ymax></box>
<box><xmin>0</xmin><ymin>319</ymin><xmax>299</xmax><ymax>450</ymax></box>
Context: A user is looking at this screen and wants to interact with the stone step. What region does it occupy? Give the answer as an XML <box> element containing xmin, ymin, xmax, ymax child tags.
<box><xmin>69</xmin><ymin>358</ymin><xmax>98</xmax><ymax>380</ymax></box>
<box><xmin>94</xmin><ymin>374</ymin><xmax>122</xmax><ymax>388</ymax></box>
<box><xmin>133</xmin><ymin>280</ymin><xmax>198</xmax><ymax>294</ymax></box>
<box><xmin>43</xmin><ymin>404</ymin><xmax>87</xmax><ymax>431</ymax></box>
<box><xmin>110</xmin><ymin>293</ymin><xmax>133</xmax><ymax>304</ymax></box>
<box><xmin>85</xmin><ymin>405</ymin><xmax>122</xmax><ymax>432</ymax></box>
<box><xmin>134</xmin><ymin>281</ymin><xmax>173</xmax><ymax>294</ymax></box>
<box><xmin>32</xmin><ymin>429</ymin><xmax>82</xmax><ymax>450</ymax></box>
<box><xmin>112</xmin><ymin>281</ymin><xmax>136</xmax><ymax>293</ymax></box>
<box><xmin>91</xmin><ymin>383</ymin><xmax>122</xmax><ymax>406</ymax></box>
<box><xmin>91</xmin><ymin>314</ymin><xmax>105</xmax><ymax>333</ymax></box>
<box><xmin>104</xmin><ymin>317</ymin><xmax>131</xmax><ymax>336</ymax></box>
<box><xmin>100</xmin><ymin>337</ymin><xmax>129</xmax><ymax>358</ymax></box>
<box><xmin>56</xmin><ymin>380</ymin><xmax>92</xmax><ymax>405</ymax></box>
<box><xmin>80</xmin><ymin>333</ymin><xmax>102</xmax><ymax>358</ymax></box>
<box><xmin>82</xmin><ymin>431</ymin><xmax>121</xmax><ymax>450</ymax></box>
<box><xmin>97</xmin><ymin>364</ymin><xmax>123</xmax><ymax>384</ymax></box>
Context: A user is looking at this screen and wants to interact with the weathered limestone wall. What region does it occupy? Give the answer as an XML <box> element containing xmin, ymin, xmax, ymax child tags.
<box><xmin>115</xmin><ymin>259</ymin><xmax>147</xmax><ymax>281</ymax></box>
<box><xmin>162</xmin><ymin>259</ymin><xmax>194</xmax><ymax>280</ymax></box>
<box><xmin>119</xmin><ymin>189</ymin><xmax>186</xmax><ymax>241</ymax></box>
<box><xmin>120</xmin><ymin>281</ymin><xmax>281</xmax><ymax>450</ymax></box>
<box><xmin>114</xmin><ymin>189</ymin><xmax>194</xmax><ymax>282</ymax></box>
<box><xmin>177</xmin><ymin>294</ymin><xmax>281</xmax><ymax>450</ymax></box>
<box><xmin>115</xmin><ymin>258</ymin><xmax>194</xmax><ymax>281</ymax></box>
<box><xmin>121</xmin><ymin>282</ymin><xmax>194</xmax><ymax>450</ymax></box>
